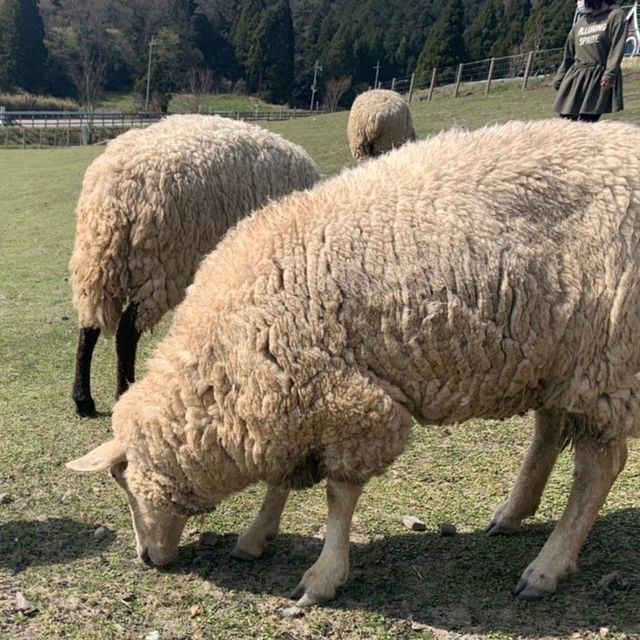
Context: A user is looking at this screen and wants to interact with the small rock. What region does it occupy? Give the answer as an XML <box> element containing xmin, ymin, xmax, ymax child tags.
<box><xmin>145</xmin><ymin>632</ymin><xmax>160</xmax><ymax>640</ymax></box>
<box><xmin>280</xmin><ymin>605</ymin><xmax>305</xmax><ymax>619</ymax></box>
<box><xmin>197</xmin><ymin>531</ymin><xmax>218</xmax><ymax>549</ymax></box>
<box><xmin>402</xmin><ymin>516</ymin><xmax>426</xmax><ymax>532</ymax></box>
<box><xmin>597</xmin><ymin>570</ymin><xmax>627</xmax><ymax>590</ymax></box>
<box><xmin>190</xmin><ymin>604</ymin><xmax>204</xmax><ymax>618</ymax></box>
<box><xmin>15</xmin><ymin>592</ymin><xmax>37</xmax><ymax>615</ymax></box>
<box><xmin>0</xmin><ymin>493</ymin><xmax>13</xmax><ymax>505</ymax></box>
<box><xmin>437</xmin><ymin>522</ymin><xmax>457</xmax><ymax>536</ymax></box>
<box><xmin>93</xmin><ymin>526</ymin><xmax>108</xmax><ymax>541</ymax></box>
<box><xmin>599</xmin><ymin>628</ymin><xmax>610</xmax><ymax>637</ymax></box>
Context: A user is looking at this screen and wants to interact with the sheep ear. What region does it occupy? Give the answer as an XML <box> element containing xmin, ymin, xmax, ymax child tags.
<box><xmin>66</xmin><ymin>439</ymin><xmax>126</xmax><ymax>472</ymax></box>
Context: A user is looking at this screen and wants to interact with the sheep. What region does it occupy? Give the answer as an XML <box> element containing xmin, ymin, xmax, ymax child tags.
<box><xmin>68</xmin><ymin>118</ymin><xmax>640</xmax><ymax>607</ymax></box>
<box><xmin>69</xmin><ymin>114</ymin><xmax>321</xmax><ymax>417</ymax></box>
<box><xmin>347</xmin><ymin>88</ymin><xmax>416</xmax><ymax>162</ymax></box>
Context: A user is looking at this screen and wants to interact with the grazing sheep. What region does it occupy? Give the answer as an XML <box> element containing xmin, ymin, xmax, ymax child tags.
<box><xmin>70</xmin><ymin>114</ymin><xmax>321</xmax><ymax>417</ymax></box>
<box><xmin>347</xmin><ymin>88</ymin><xmax>416</xmax><ymax>162</ymax></box>
<box><xmin>69</xmin><ymin>119</ymin><xmax>640</xmax><ymax>607</ymax></box>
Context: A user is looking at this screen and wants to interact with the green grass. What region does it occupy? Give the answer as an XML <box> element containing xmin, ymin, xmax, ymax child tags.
<box><xmin>2</xmin><ymin>78</ymin><xmax>640</xmax><ymax>639</ymax></box>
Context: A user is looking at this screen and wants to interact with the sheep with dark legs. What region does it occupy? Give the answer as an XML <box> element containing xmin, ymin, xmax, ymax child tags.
<box><xmin>70</xmin><ymin>114</ymin><xmax>320</xmax><ymax>417</ymax></box>
<box><xmin>69</xmin><ymin>119</ymin><xmax>640</xmax><ymax>606</ymax></box>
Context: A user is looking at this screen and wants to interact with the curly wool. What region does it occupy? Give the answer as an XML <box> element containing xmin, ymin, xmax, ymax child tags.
<box><xmin>113</xmin><ymin>118</ymin><xmax>640</xmax><ymax>515</ymax></box>
<box><xmin>69</xmin><ymin>114</ymin><xmax>321</xmax><ymax>337</ymax></box>
<box><xmin>347</xmin><ymin>89</ymin><xmax>417</xmax><ymax>162</ymax></box>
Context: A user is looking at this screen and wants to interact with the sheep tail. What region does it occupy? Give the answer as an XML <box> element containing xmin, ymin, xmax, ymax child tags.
<box><xmin>70</xmin><ymin>196</ymin><xmax>131</xmax><ymax>338</ymax></box>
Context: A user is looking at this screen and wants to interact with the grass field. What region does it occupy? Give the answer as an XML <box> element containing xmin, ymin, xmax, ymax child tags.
<box><xmin>2</xmin><ymin>78</ymin><xmax>640</xmax><ymax>640</ymax></box>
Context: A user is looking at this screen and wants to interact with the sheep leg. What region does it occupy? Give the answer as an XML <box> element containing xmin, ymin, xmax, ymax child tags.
<box><xmin>115</xmin><ymin>303</ymin><xmax>140</xmax><ymax>398</ymax></box>
<box><xmin>72</xmin><ymin>326</ymin><xmax>101</xmax><ymax>417</ymax></box>
<box><xmin>231</xmin><ymin>485</ymin><xmax>290</xmax><ymax>560</ymax></box>
<box><xmin>486</xmin><ymin>408</ymin><xmax>566</xmax><ymax>535</ymax></box>
<box><xmin>290</xmin><ymin>479</ymin><xmax>363</xmax><ymax>607</ymax></box>
<box><xmin>514</xmin><ymin>434</ymin><xmax>628</xmax><ymax>599</ymax></box>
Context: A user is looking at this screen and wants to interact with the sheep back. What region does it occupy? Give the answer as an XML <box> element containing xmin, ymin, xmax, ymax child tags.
<box><xmin>347</xmin><ymin>89</ymin><xmax>416</xmax><ymax>162</ymax></box>
<box><xmin>69</xmin><ymin>114</ymin><xmax>320</xmax><ymax>337</ymax></box>
<box><xmin>113</xmin><ymin>119</ymin><xmax>640</xmax><ymax>514</ymax></box>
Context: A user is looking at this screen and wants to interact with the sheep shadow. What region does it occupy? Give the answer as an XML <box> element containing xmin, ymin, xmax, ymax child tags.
<box><xmin>168</xmin><ymin>508</ymin><xmax>640</xmax><ymax>637</ymax></box>
<box><xmin>0</xmin><ymin>518</ymin><xmax>114</xmax><ymax>574</ymax></box>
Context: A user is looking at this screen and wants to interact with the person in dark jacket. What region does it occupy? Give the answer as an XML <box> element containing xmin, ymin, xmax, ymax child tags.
<box><xmin>553</xmin><ymin>0</ymin><xmax>628</xmax><ymax>122</ymax></box>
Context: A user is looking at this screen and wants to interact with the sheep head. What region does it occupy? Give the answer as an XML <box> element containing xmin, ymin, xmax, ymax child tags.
<box><xmin>66</xmin><ymin>439</ymin><xmax>187</xmax><ymax>567</ymax></box>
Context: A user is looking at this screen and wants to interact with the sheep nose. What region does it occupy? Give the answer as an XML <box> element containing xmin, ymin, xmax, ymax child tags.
<box><xmin>140</xmin><ymin>548</ymin><xmax>152</xmax><ymax>566</ymax></box>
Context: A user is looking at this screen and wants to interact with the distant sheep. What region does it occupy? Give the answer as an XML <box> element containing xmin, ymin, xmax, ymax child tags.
<box><xmin>69</xmin><ymin>119</ymin><xmax>640</xmax><ymax>608</ymax></box>
<box><xmin>347</xmin><ymin>88</ymin><xmax>416</xmax><ymax>162</ymax></box>
<box><xmin>69</xmin><ymin>114</ymin><xmax>321</xmax><ymax>417</ymax></box>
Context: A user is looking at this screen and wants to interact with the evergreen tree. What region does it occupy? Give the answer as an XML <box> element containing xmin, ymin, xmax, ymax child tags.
<box><xmin>232</xmin><ymin>0</ymin><xmax>265</xmax><ymax>74</ymax></box>
<box><xmin>134</xmin><ymin>27</ymin><xmax>184</xmax><ymax>112</ymax></box>
<box><xmin>524</xmin><ymin>0</ymin><xmax>576</xmax><ymax>50</ymax></box>
<box><xmin>290</xmin><ymin>0</ymin><xmax>327</xmax><ymax>106</ymax></box>
<box><xmin>0</xmin><ymin>0</ymin><xmax>48</xmax><ymax>92</ymax></box>
<box><xmin>247</xmin><ymin>0</ymin><xmax>295</xmax><ymax>103</ymax></box>
<box><xmin>500</xmin><ymin>0</ymin><xmax>532</xmax><ymax>54</ymax></box>
<box><xmin>465</xmin><ymin>0</ymin><xmax>504</xmax><ymax>61</ymax></box>
<box><xmin>415</xmin><ymin>0</ymin><xmax>466</xmax><ymax>86</ymax></box>
<box><xmin>189</xmin><ymin>6</ymin><xmax>238</xmax><ymax>79</ymax></box>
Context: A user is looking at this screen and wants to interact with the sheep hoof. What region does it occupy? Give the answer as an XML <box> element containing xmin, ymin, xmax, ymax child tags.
<box><xmin>289</xmin><ymin>584</ymin><xmax>324</xmax><ymax>608</ymax></box>
<box><xmin>230</xmin><ymin>546</ymin><xmax>261</xmax><ymax>561</ymax></box>
<box><xmin>74</xmin><ymin>396</ymin><xmax>97</xmax><ymax>418</ymax></box>
<box><xmin>485</xmin><ymin>520</ymin><xmax>519</xmax><ymax>536</ymax></box>
<box><xmin>513</xmin><ymin>578</ymin><xmax>548</xmax><ymax>600</ymax></box>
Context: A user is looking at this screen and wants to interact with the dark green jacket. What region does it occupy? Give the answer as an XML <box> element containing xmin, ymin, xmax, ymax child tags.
<box><xmin>553</xmin><ymin>7</ymin><xmax>627</xmax><ymax>115</ymax></box>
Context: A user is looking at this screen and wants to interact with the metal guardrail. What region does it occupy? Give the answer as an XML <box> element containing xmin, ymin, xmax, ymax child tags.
<box><xmin>0</xmin><ymin>108</ymin><xmax>317</xmax><ymax>128</ymax></box>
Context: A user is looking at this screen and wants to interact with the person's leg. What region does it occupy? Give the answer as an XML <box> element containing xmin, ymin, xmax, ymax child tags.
<box><xmin>578</xmin><ymin>113</ymin><xmax>601</xmax><ymax>123</ymax></box>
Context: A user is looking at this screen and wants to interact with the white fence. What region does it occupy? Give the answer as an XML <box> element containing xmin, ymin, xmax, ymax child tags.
<box><xmin>0</xmin><ymin>107</ymin><xmax>316</xmax><ymax>130</ymax></box>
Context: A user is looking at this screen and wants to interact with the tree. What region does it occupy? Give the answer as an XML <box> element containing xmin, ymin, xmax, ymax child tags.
<box><xmin>246</xmin><ymin>0</ymin><xmax>295</xmax><ymax>103</ymax></box>
<box><xmin>465</xmin><ymin>0</ymin><xmax>504</xmax><ymax>61</ymax></box>
<box><xmin>415</xmin><ymin>0</ymin><xmax>466</xmax><ymax>87</ymax></box>
<box><xmin>524</xmin><ymin>0</ymin><xmax>576</xmax><ymax>50</ymax></box>
<box><xmin>323</xmin><ymin>75</ymin><xmax>351</xmax><ymax>112</ymax></box>
<box><xmin>71</xmin><ymin>52</ymin><xmax>106</xmax><ymax>118</ymax></box>
<box><xmin>134</xmin><ymin>28</ymin><xmax>184</xmax><ymax>112</ymax></box>
<box><xmin>0</xmin><ymin>0</ymin><xmax>48</xmax><ymax>92</ymax></box>
<box><xmin>232</xmin><ymin>0</ymin><xmax>265</xmax><ymax>75</ymax></box>
<box><xmin>189</xmin><ymin>6</ymin><xmax>238</xmax><ymax>80</ymax></box>
<box><xmin>187</xmin><ymin>67</ymin><xmax>214</xmax><ymax>111</ymax></box>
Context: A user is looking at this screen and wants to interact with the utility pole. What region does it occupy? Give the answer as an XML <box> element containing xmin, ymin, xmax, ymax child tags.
<box><xmin>310</xmin><ymin>60</ymin><xmax>322</xmax><ymax>112</ymax></box>
<box><xmin>373</xmin><ymin>61</ymin><xmax>381</xmax><ymax>88</ymax></box>
<box><xmin>145</xmin><ymin>36</ymin><xmax>156</xmax><ymax>112</ymax></box>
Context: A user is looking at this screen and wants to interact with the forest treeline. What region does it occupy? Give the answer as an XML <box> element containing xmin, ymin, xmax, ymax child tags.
<box><xmin>0</xmin><ymin>0</ymin><xmax>577</xmax><ymax>110</ymax></box>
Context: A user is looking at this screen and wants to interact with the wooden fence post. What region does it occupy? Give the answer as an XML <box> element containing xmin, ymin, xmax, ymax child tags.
<box><xmin>453</xmin><ymin>63</ymin><xmax>463</xmax><ymax>98</ymax></box>
<box><xmin>428</xmin><ymin>68</ymin><xmax>437</xmax><ymax>101</ymax></box>
<box><xmin>391</xmin><ymin>77</ymin><xmax>396</xmax><ymax>91</ymax></box>
<box><xmin>408</xmin><ymin>73</ymin><xmax>415</xmax><ymax>103</ymax></box>
<box><xmin>522</xmin><ymin>51</ymin><xmax>534</xmax><ymax>90</ymax></box>
<box><xmin>485</xmin><ymin>57</ymin><xmax>496</xmax><ymax>96</ymax></box>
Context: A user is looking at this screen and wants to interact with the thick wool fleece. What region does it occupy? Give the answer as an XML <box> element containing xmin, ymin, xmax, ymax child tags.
<box><xmin>113</xmin><ymin>119</ymin><xmax>640</xmax><ymax>515</ymax></box>
<box><xmin>69</xmin><ymin>114</ymin><xmax>321</xmax><ymax>336</ymax></box>
<box><xmin>347</xmin><ymin>89</ymin><xmax>417</xmax><ymax>162</ymax></box>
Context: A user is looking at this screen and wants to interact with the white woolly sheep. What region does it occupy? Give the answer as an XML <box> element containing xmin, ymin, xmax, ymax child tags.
<box><xmin>347</xmin><ymin>88</ymin><xmax>416</xmax><ymax>162</ymax></box>
<box><xmin>69</xmin><ymin>114</ymin><xmax>321</xmax><ymax>417</ymax></box>
<box><xmin>69</xmin><ymin>119</ymin><xmax>640</xmax><ymax>607</ymax></box>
